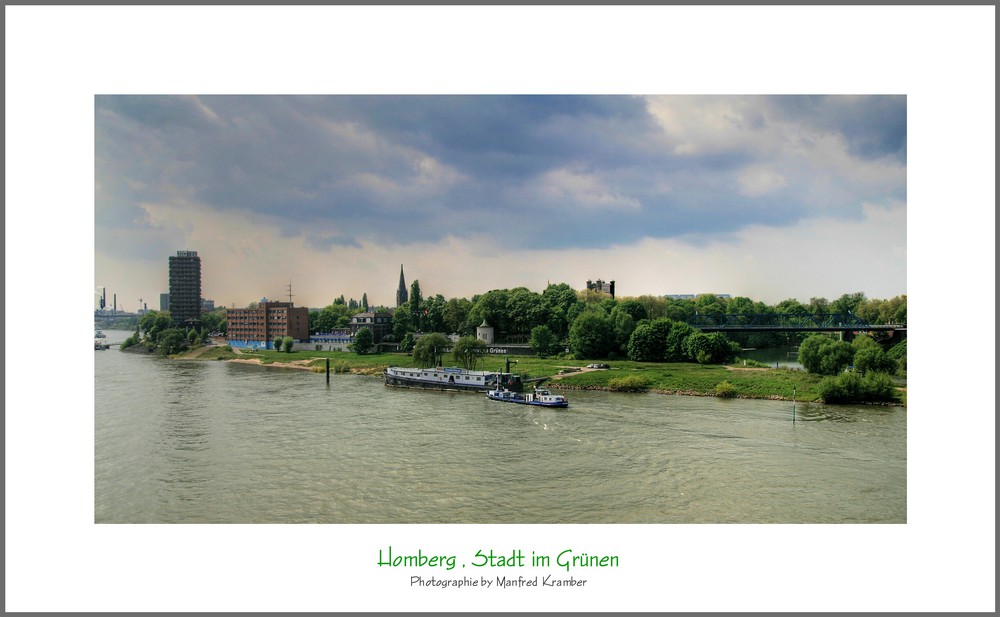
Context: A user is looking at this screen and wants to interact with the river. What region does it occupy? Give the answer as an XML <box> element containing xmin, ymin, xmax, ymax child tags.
<box><xmin>95</xmin><ymin>331</ymin><xmax>905</xmax><ymax>524</ymax></box>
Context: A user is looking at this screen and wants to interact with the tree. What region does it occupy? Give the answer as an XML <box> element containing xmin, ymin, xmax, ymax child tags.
<box><xmin>361</xmin><ymin>293</ymin><xmax>369</xmax><ymax>312</ymax></box>
<box><xmin>187</xmin><ymin>328</ymin><xmax>199</xmax><ymax>345</ymax></box>
<box><xmin>663</xmin><ymin>321</ymin><xmax>696</xmax><ymax>362</ymax></box>
<box><xmin>830</xmin><ymin>292</ymin><xmax>866</xmax><ymax>316</ymax></box>
<box><xmin>529</xmin><ymin>325</ymin><xmax>561</xmax><ymax>357</ymax></box>
<box><xmin>282</xmin><ymin>336</ymin><xmax>295</xmax><ymax>353</ymax></box>
<box><xmin>423</xmin><ymin>294</ymin><xmax>447</xmax><ymax>334</ymax></box>
<box><xmin>853</xmin><ymin>344</ymin><xmax>897</xmax><ymax>376</ymax></box>
<box><xmin>541</xmin><ymin>283</ymin><xmax>580</xmax><ymax>337</ymax></box>
<box><xmin>684</xmin><ymin>331</ymin><xmax>740</xmax><ymax>364</ymax></box>
<box><xmin>392</xmin><ymin>301</ymin><xmax>414</xmax><ymax>339</ymax></box>
<box><xmin>412</xmin><ymin>333</ymin><xmax>450</xmax><ymax>368</ymax></box>
<box><xmin>442</xmin><ymin>297</ymin><xmax>473</xmax><ymax>335</ymax></box>
<box><xmin>399</xmin><ymin>332</ymin><xmax>415</xmax><ymax>353</ymax></box>
<box><xmin>274</xmin><ymin>336</ymin><xmax>284</xmax><ymax>351</ymax></box>
<box><xmin>410</xmin><ymin>280</ymin><xmax>423</xmax><ymax>329</ymax></box>
<box><xmin>798</xmin><ymin>334</ymin><xmax>854</xmax><ymax>375</ymax></box>
<box><xmin>614</xmin><ymin>299</ymin><xmax>648</xmax><ymax>322</ymax></box>
<box><xmin>156</xmin><ymin>328</ymin><xmax>189</xmax><ymax>356</ymax></box>
<box><xmin>352</xmin><ymin>327</ymin><xmax>374</xmax><ymax>355</ymax></box>
<box><xmin>201</xmin><ymin>309</ymin><xmax>227</xmax><ymax>335</ymax></box>
<box><xmin>468</xmin><ymin>289</ymin><xmax>512</xmax><ymax>339</ymax></box>
<box><xmin>627</xmin><ymin>321</ymin><xmax>661</xmax><ymax>362</ymax></box>
<box><xmin>507</xmin><ymin>287</ymin><xmax>546</xmax><ymax>336</ymax></box>
<box><xmin>568</xmin><ymin>309</ymin><xmax>613</xmax><ymax>359</ymax></box>
<box><xmin>452</xmin><ymin>335</ymin><xmax>488</xmax><ymax>370</ymax></box>
<box><xmin>609</xmin><ymin>306</ymin><xmax>637</xmax><ymax>355</ymax></box>
<box><xmin>886</xmin><ymin>339</ymin><xmax>907</xmax><ymax>373</ymax></box>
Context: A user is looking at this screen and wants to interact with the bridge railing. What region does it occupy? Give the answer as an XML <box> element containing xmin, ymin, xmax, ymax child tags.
<box><xmin>687</xmin><ymin>313</ymin><xmax>877</xmax><ymax>330</ymax></box>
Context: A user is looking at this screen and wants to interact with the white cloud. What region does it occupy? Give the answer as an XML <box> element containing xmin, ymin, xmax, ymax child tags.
<box><xmin>533</xmin><ymin>167</ymin><xmax>642</xmax><ymax>211</ymax></box>
<box><xmin>738</xmin><ymin>165</ymin><xmax>787</xmax><ymax>196</ymax></box>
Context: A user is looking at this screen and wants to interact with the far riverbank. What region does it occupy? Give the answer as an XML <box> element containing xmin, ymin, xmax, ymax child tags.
<box><xmin>169</xmin><ymin>343</ymin><xmax>905</xmax><ymax>406</ymax></box>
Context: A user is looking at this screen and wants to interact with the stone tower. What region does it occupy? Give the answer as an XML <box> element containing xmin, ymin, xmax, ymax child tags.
<box><xmin>396</xmin><ymin>264</ymin><xmax>408</xmax><ymax>307</ymax></box>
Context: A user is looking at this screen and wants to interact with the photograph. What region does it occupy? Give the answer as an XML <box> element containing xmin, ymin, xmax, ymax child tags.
<box><xmin>6</xmin><ymin>5</ymin><xmax>994</xmax><ymax>613</ymax></box>
<box><xmin>93</xmin><ymin>94</ymin><xmax>908</xmax><ymax>525</ymax></box>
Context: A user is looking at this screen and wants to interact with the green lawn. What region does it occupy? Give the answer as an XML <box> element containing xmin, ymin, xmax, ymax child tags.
<box><xmin>182</xmin><ymin>346</ymin><xmax>829</xmax><ymax>402</ymax></box>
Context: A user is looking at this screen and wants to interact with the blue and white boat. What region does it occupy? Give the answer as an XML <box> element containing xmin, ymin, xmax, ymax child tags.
<box><xmin>486</xmin><ymin>386</ymin><xmax>569</xmax><ymax>408</ymax></box>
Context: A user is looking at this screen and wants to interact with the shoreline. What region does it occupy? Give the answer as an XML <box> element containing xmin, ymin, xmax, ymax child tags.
<box><xmin>166</xmin><ymin>345</ymin><xmax>905</xmax><ymax>407</ymax></box>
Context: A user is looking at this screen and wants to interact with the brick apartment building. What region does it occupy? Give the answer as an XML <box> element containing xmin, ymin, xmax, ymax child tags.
<box><xmin>226</xmin><ymin>301</ymin><xmax>310</xmax><ymax>349</ymax></box>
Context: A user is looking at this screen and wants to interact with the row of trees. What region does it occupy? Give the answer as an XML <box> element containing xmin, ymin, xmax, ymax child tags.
<box><xmin>121</xmin><ymin>310</ymin><xmax>212</xmax><ymax>356</ymax></box>
<box><xmin>384</xmin><ymin>283</ymin><xmax>905</xmax><ymax>348</ymax></box>
<box><xmin>798</xmin><ymin>334</ymin><xmax>905</xmax><ymax>377</ymax></box>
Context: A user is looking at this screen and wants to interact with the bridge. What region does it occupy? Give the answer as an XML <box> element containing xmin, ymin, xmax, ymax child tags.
<box><xmin>686</xmin><ymin>313</ymin><xmax>906</xmax><ymax>335</ymax></box>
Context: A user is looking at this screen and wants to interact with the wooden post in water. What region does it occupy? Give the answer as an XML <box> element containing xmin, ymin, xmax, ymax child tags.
<box><xmin>326</xmin><ymin>358</ymin><xmax>330</xmax><ymax>384</ymax></box>
<box><xmin>792</xmin><ymin>387</ymin><xmax>796</xmax><ymax>423</ymax></box>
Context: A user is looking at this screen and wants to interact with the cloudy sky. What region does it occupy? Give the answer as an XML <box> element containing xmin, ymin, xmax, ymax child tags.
<box><xmin>95</xmin><ymin>94</ymin><xmax>906</xmax><ymax>311</ymax></box>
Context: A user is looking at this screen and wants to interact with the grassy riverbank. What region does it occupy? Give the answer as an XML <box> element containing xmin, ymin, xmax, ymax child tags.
<box><xmin>174</xmin><ymin>344</ymin><xmax>857</xmax><ymax>403</ymax></box>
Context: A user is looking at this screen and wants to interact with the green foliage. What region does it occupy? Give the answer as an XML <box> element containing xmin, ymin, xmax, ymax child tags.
<box><xmin>352</xmin><ymin>327</ymin><xmax>375</xmax><ymax>355</ymax></box>
<box><xmin>412</xmin><ymin>332</ymin><xmax>450</xmax><ymax>368</ymax></box>
<box><xmin>714</xmin><ymin>380</ymin><xmax>738</xmax><ymax>398</ymax></box>
<box><xmin>200</xmin><ymin>309</ymin><xmax>227</xmax><ymax>335</ymax></box>
<box><xmin>684</xmin><ymin>332</ymin><xmax>741</xmax><ymax>364</ymax></box>
<box><xmin>452</xmin><ymin>335</ymin><xmax>488</xmax><ymax>370</ymax></box>
<box><xmin>664</xmin><ymin>321</ymin><xmax>696</xmax><ymax>361</ymax></box>
<box><xmin>853</xmin><ymin>344</ymin><xmax>897</xmax><ymax>376</ymax></box>
<box><xmin>156</xmin><ymin>328</ymin><xmax>190</xmax><ymax>356</ymax></box>
<box><xmin>819</xmin><ymin>371</ymin><xmax>900</xmax><ymax>404</ymax></box>
<box><xmin>120</xmin><ymin>334</ymin><xmax>139</xmax><ymax>350</ymax></box>
<box><xmin>626</xmin><ymin>321</ymin><xmax>658</xmax><ymax>362</ymax></box>
<box><xmin>798</xmin><ymin>334</ymin><xmax>855</xmax><ymax>375</ymax></box>
<box><xmin>399</xmin><ymin>332</ymin><xmax>415</xmax><ymax>353</ymax></box>
<box><xmin>609</xmin><ymin>306</ymin><xmax>636</xmax><ymax>356</ymax></box>
<box><xmin>392</xmin><ymin>301</ymin><xmax>415</xmax><ymax>340</ymax></box>
<box><xmin>606</xmin><ymin>375</ymin><xmax>651</xmax><ymax>392</ymax></box>
<box><xmin>886</xmin><ymin>339</ymin><xmax>907</xmax><ymax>373</ymax></box>
<box><xmin>274</xmin><ymin>336</ymin><xmax>284</xmax><ymax>351</ymax></box>
<box><xmin>281</xmin><ymin>336</ymin><xmax>294</xmax><ymax>353</ymax></box>
<box><xmin>187</xmin><ymin>328</ymin><xmax>199</xmax><ymax>345</ymax></box>
<box><xmin>614</xmin><ymin>299</ymin><xmax>648</xmax><ymax>322</ymax></box>
<box><xmin>568</xmin><ymin>309</ymin><xmax>613</xmax><ymax>359</ymax></box>
<box><xmin>529</xmin><ymin>325</ymin><xmax>561</xmax><ymax>357</ymax></box>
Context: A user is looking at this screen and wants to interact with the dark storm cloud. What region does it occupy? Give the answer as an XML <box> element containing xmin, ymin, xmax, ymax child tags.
<box><xmin>95</xmin><ymin>95</ymin><xmax>906</xmax><ymax>254</ymax></box>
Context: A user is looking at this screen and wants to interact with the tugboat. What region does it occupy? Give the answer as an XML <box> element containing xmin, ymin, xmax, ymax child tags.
<box><xmin>486</xmin><ymin>385</ymin><xmax>569</xmax><ymax>408</ymax></box>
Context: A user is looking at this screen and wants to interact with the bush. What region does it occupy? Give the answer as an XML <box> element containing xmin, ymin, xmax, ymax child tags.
<box><xmin>887</xmin><ymin>339</ymin><xmax>907</xmax><ymax>373</ymax></box>
<box><xmin>819</xmin><ymin>371</ymin><xmax>900</xmax><ymax>404</ymax></box>
<box><xmin>715</xmin><ymin>381</ymin><xmax>738</xmax><ymax>398</ymax></box>
<box><xmin>352</xmin><ymin>327</ymin><xmax>375</xmax><ymax>355</ymax></box>
<box><xmin>853</xmin><ymin>345</ymin><xmax>897</xmax><ymax>376</ymax></box>
<box><xmin>799</xmin><ymin>334</ymin><xmax>855</xmax><ymax>375</ymax></box>
<box><xmin>282</xmin><ymin>336</ymin><xmax>295</xmax><ymax>353</ymax></box>
<box><xmin>606</xmin><ymin>375</ymin><xmax>651</xmax><ymax>392</ymax></box>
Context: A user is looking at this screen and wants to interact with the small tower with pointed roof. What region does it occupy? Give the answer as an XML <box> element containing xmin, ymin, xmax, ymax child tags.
<box><xmin>476</xmin><ymin>319</ymin><xmax>495</xmax><ymax>344</ymax></box>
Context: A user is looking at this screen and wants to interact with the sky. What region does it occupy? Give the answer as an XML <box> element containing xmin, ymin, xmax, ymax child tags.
<box><xmin>95</xmin><ymin>94</ymin><xmax>907</xmax><ymax>312</ymax></box>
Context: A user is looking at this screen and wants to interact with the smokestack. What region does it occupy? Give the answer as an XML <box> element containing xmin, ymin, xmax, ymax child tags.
<box><xmin>113</xmin><ymin>294</ymin><xmax>117</xmax><ymax>314</ymax></box>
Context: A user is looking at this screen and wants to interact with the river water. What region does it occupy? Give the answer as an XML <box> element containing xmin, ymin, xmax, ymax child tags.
<box><xmin>95</xmin><ymin>331</ymin><xmax>905</xmax><ymax>524</ymax></box>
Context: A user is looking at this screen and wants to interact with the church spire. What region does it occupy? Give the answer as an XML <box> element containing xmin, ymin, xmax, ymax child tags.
<box><xmin>396</xmin><ymin>264</ymin><xmax>408</xmax><ymax>307</ymax></box>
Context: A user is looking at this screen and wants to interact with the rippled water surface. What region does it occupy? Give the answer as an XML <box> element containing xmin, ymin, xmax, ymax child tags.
<box><xmin>95</xmin><ymin>332</ymin><xmax>906</xmax><ymax>523</ymax></box>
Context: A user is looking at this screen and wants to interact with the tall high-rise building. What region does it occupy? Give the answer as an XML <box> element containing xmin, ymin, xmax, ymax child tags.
<box><xmin>396</xmin><ymin>264</ymin><xmax>408</xmax><ymax>307</ymax></box>
<box><xmin>169</xmin><ymin>250</ymin><xmax>202</xmax><ymax>325</ymax></box>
